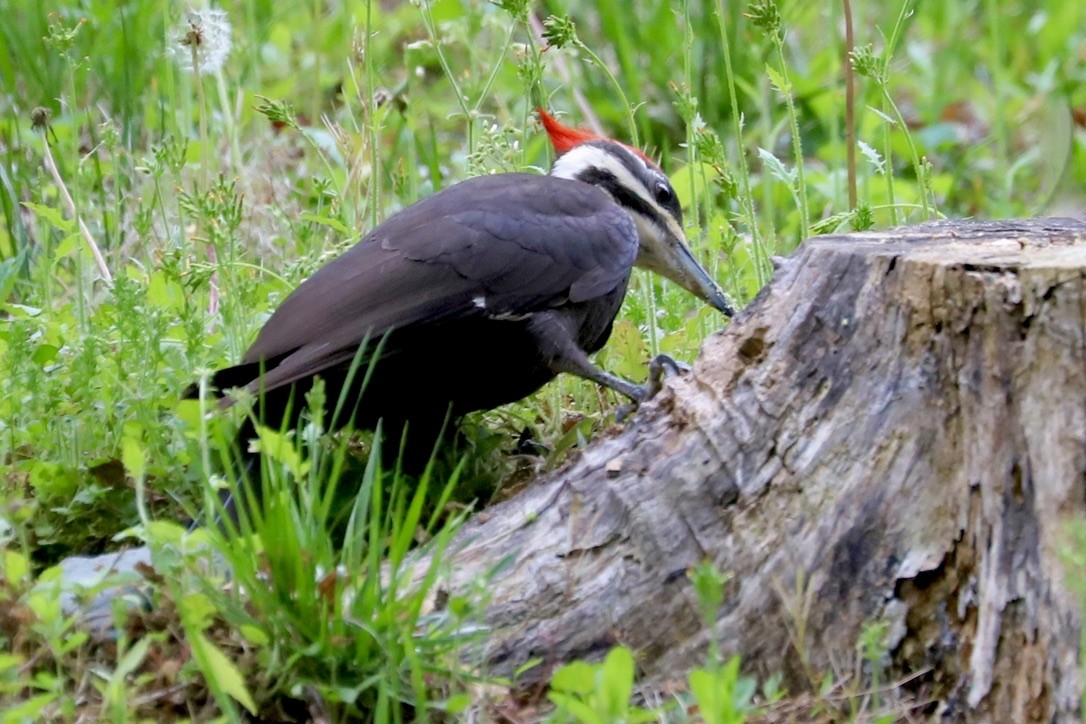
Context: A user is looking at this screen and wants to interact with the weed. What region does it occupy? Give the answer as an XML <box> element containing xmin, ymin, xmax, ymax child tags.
<box><xmin>1</xmin><ymin>0</ymin><xmax>1082</xmax><ymax>717</ymax></box>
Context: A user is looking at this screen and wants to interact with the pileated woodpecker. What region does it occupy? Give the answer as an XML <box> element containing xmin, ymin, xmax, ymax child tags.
<box><xmin>190</xmin><ymin>110</ymin><xmax>732</xmax><ymax>508</ymax></box>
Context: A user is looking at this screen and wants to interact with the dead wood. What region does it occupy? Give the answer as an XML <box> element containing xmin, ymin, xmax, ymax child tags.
<box><xmin>432</xmin><ymin>218</ymin><xmax>1086</xmax><ymax>721</ymax></box>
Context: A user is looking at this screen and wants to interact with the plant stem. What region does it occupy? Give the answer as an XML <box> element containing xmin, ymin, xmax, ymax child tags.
<box><xmin>365</xmin><ymin>0</ymin><xmax>380</xmax><ymax>229</ymax></box>
<box><xmin>473</xmin><ymin>22</ymin><xmax>517</xmax><ymax>116</ymax></box>
<box><xmin>39</xmin><ymin>133</ymin><xmax>113</xmax><ymax>285</ymax></box>
<box><xmin>984</xmin><ymin>0</ymin><xmax>1010</xmax><ymax>208</ymax></box>
<box><xmin>843</xmin><ymin>0</ymin><xmax>857</xmax><ymax>210</ymax></box>
<box><xmin>714</xmin><ymin>1</ymin><xmax>766</xmax><ymax>287</ymax></box>
<box><xmin>575</xmin><ymin>42</ymin><xmax>638</xmax><ymax>147</ymax></box>
<box><xmin>215</xmin><ymin>71</ymin><xmax>243</xmax><ymax>178</ymax></box>
<box><xmin>191</xmin><ymin>41</ymin><xmax>220</xmax><ymax>328</ymax></box>
<box><xmin>312</xmin><ymin>0</ymin><xmax>324</xmax><ymax>125</ymax></box>
<box><xmin>418</xmin><ymin>0</ymin><xmax>474</xmax><ymax>155</ymax></box>
<box><xmin>771</xmin><ymin>35</ymin><xmax>810</xmax><ymax>239</ymax></box>
<box><xmin>880</xmin><ymin>91</ymin><xmax>898</xmax><ymax>226</ymax></box>
<box><xmin>880</xmin><ymin>87</ymin><xmax>931</xmax><ymax>219</ymax></box>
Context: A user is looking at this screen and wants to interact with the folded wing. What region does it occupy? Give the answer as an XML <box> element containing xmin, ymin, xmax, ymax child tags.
<box><xmin>227</xmin><ymin>173</ymin><xmax>638</xmax><ymax>395</ymax></box>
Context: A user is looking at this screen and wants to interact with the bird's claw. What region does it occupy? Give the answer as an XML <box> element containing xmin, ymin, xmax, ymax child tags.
<box><xmin>646</xmin><ymin>353</ymin><xmax>690</xmax><ymax>397</ymax></box>
<box><xmin>616</xmin><ymin>355</ymin><xmax>690</xmax><ymax>423</ymax></box>
<box><xmin>512</xmin><ymin>426</ymin><xmax>550</xmax><ymax>456</ymax></box>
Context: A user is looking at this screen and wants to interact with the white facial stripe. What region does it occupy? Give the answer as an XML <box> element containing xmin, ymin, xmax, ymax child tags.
<box><xmin>629</xmin><ymin>148</ymin><xmax>650</xmax><ymax>173</ymax></box>
<box><xmin>548</xmin><ymin>142</ymin><xmax>716</xmax><ymax>302</ymax></box>
<box><xmin>550</xmin><ymin>143</ymin><xmax>616</xmax><ymax>181</ymax></box>
<box><xmin>550</xmin><ymin>144</ymin><xmax>670</xmax><ymax>232</ymax></box>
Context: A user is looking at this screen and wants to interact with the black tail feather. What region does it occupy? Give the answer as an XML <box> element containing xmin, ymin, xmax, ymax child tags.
<box><xmin>181</xmin><ymin>357</ymin><xmax>290</xmax><ymax>400</ymax></box>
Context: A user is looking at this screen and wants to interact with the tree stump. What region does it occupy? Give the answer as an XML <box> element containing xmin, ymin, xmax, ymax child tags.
<box><xmin>430</xmin><ymin>218</ymin><xmax>1086</xmax><ymax>720</ymax></box>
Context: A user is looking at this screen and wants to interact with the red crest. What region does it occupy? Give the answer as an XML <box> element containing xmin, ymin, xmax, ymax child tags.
<box><xmin>537</xmin><ymin>108</ymin><xmax>652</xmax><ymax>163</ymax></box>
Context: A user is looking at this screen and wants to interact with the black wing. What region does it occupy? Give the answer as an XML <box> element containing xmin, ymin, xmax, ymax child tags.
<box><xmin>233</xmin><ymin>173</ymin><xmax>637</xmax><ymax>394</ymax></box>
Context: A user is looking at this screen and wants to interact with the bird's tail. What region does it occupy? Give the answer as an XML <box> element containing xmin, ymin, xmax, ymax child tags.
<box><xmin>181</xmin><ymin>359</ymin><xmax>279</xmax><ymax>401</ymax></box>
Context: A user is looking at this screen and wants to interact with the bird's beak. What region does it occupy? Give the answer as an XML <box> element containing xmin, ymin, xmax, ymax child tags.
<box><xmin>635</xmin><ymin>221</ymin><xmax>735</xmax><ymax>317</ymax></box>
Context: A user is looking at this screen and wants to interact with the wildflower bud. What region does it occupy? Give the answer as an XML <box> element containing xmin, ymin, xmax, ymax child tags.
<box><xmin>542</xmin><ymin>15</ymin><xmax>577</xmax><ymax>49</ymax></box>
<box><xmin>849</xmin><ymin>44</ymin><xmax>879</xmax><ymax>80</ymax></box>
<box><xmin>494</xmin><ymin>0</ymin><xmax>529</xmax><ymax>21</ymax></box>
<box><xmin>373</xmin><ymin>88</ymin><xmax>393</xmax><ymax>108</ymax></box>
<box><xmin>745</xmin><ymin>1</ymin><xmax>783</xmax><ymax>42</ymax></box>
<box><xmin>670</xmin><ymin>81</ymin><xmax>699</xmax><ymax>124</ymax></box>
<box><xmin>853</xmin><ymin>202</ymin><xmax>874</xmax><ymax>231</ymax></box>
<box><xmin>254</xmin><ymin>95</ymin><xmax>299</xmax><ymax>131</ymax></box>
<box><xmin>30</xmin><ymin>107</ymin><xmax>51</xmax><ymax>131</ymax></box>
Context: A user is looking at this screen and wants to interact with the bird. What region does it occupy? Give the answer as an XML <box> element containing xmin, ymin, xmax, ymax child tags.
<box><xmin>188</xmin><ymin>108</ymin><xmax>734</xmax><ymax>519</ymax></box>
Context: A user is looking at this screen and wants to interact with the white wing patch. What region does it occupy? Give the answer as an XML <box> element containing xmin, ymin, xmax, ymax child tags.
<box><xmin>473</xmin><ymin>294</ymin><xmax>527</xmax><ymax>320</ymax></box>
<box><xmin>488</xmin><ymin>311</ymin><xmax>530</xmax><ymax>322</ymax></box>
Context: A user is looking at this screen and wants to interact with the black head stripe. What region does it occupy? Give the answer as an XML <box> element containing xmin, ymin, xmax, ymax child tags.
<box><xmin>597</xmin><ymin>140</ymin><xmax>655</xmax><ymax>178</ymax></box>
<box><xmin>580</xmin><ymin>140</ymin><xmax>681</xmax><ymax>227</ymax></box>
<box><xmin>576</xmin><ymin>168</ymin><xmax>667</xmax><ymax>230</ymax></box>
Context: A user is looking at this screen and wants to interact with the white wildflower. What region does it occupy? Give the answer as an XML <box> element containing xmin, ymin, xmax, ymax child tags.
<box><xmin>169</xmin><ymin>7</ymin><xmax>232</xmax><ymax>74</ymax></box>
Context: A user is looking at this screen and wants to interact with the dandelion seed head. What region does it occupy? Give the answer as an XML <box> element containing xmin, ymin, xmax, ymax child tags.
<box><xmin>169</xmin><ymin>7</ymin><xmax>232</xmax><ymax>74</ymax></box>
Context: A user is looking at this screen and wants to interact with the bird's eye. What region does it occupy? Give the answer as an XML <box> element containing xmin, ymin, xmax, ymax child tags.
<box><xmin>654</xmin><ymin>181</ymin><xmax>674</xmax><ymax>206</ymax></box>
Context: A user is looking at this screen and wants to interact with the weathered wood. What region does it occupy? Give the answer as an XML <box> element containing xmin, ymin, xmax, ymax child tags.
<box><xmin>432</xmin><ymin>218</ymin><xmax>1086</xmax><ymax>720</ymax></box>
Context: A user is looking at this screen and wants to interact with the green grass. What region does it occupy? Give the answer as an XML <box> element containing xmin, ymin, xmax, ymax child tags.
<box><xmin>2</xmin><ymin>0</ymin><xmax>1085</xmax><ymax>718</ymax></box>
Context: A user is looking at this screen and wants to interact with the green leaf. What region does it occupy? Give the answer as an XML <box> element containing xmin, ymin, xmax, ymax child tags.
<box><xmin>3</xmin><ymin>550</ymin><xmax>29</xmax><ymax>585</ymax></box>
<box><xmin>122</xmin><ymin>433</ymin><xmax>146</xmax><ymax>480</ymax></box>
<box><xmin>191</xmin><ymin>632</ymin><xmax>258</xmax><ymax>715</ymax></box>
<box><xmin>514</xmin><ymin>657</ymin><xmax>543</xmax><ymax>679</ymax></box>
<box><xmin>299</xmin><ymin>212</ymin><xmax>351</xmax><ymax>235</ymax></box>
<box><xmin>689</xmin><ymin>668</ymin><xmax>723</xmax><ymax>724</ymax></box>
<box><xmin>547</xmin><ymin>692</ymin><xmax>603</xmax><ymax>724</ymax></box>
<box><xmin>868</xmin><ymin>105</ymin><xmax>897</xmax><ymax>125</ymax></box>
<box><xmin>2</xmin><ymin>693</ymin><xmax>56</xmax><ymax>721</ymax></box>
<box><xmin>7</xmin><ymin>303</ymin><xmax>42</xmax><ymax>317</ymax></box>
<box><xmin>253</xmin><ymin>427</ymin><xmax>310</xmax><ymax>479</ymax></box>
<box><xmin>147</xmin><ymin>270</ymin><xmax>185</xmax><ymax>310</ymax></box>
<box><xmin>239</xmin><ymin>625</ymin><xmax>269</xmax><ymax>646</ymax></box>
<box><xmin>0</xmin><ymin>653</ymin><xmax>24</xmax><ymax>673</ymax></box>
<box><xmin>175</xmin><ymin>399</ymin><xmax>204</xmax><ymax>433</ymax></box>
<box><xmin>431</xmin><ymin>0</ymin><xmax>467</xmax><ymax>23</ymax></box>
<box><xmin>601</xmin><ymin>319</ymin><xmax>646</xmax><ymax>382</ymax></box>
<box><xmin>688</xmin><ymin>657</ymin><xmax>752</xmax><ymax>724</ymax></box>
<box><xmin>689</xmin><ymin>560</ymin><xmax>729</xmax><ymax>627</ymax></box>
<box><xmin>550</xmin><ymin>660</ymin><xmax>596</xmax><ymax>694</ymax></box>
<box><xmin>857</xmin><ymin>140</ymin><xmax>886</xmax><ymax>175</ymax></box>
<box><xmin>20</xmin><ymin>202</ymin><xmax>74</xmax><ymax>233</ymax></box>
<box><xmin>599</xmin><ymin>646</ymin><xmax>635</xmax><ymax>716</ymax></box>
<box><xmin>27</xmin><ymin>590</ymin><xmax>62</xmax><ymax>622</ymax></box>
<box><xmin>27</xmin><ymin>461</ymin><xmax>79</xmax><ymax>499</ymax></box>
<box><xmin>179</xmin><ymin>592</ymin><xmax>218</xmax><ymax>632</ymax></box>
<box><xmin>756</xmin><ymin>148</ymin><xmax>797</xmax><ymax>186</ymax></box>
<box><xmin>441</xmin><ymin>694</ymin><xmax>471</xmax><ymax>714</ymax></box>
<box><xmin>31</xmin><ymin>343</ymin><xmax>59</xmax><ymax>366</ymax></box>
<box><xmin>114</xmin><ymin>636</ymin><xmax>152</xmax><ymax>680</ymax></box>
<box><xmin>765</xmin><ymin>63</ymin><xmax>790</xmax><ymax>93</ymax></box>
<box><xmin>670</xmin><ymin>162</ymin><xmax>722</xmax><ymax>211</ymax></box>
<box><xmin>0</xmin><ymin>251</ymin><xmax>24</xmax><ymax>307</ymax></box>
<box><xmin>52</xmin><ymin>232</ymin><xmax>81</xmax><ymax>264</ymax></box>
<box><xmin>142</xmin><ymin>519</ymin><xmax>186</xmax><ymax>545</ymax></box>
<box><xmin>628</xmin><ymin>709</ymin><xmax>664</xmax><ymax>723</ymax></box>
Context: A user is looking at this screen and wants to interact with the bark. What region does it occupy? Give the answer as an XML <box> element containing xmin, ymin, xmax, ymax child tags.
<box><xmin>432</xmin><ymin>218</ymin><xmax>1086</xmax><ymax>720</ymax></box>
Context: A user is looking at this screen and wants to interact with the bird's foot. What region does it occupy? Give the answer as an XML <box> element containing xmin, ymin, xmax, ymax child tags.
<box><xmin>646</xmin><ymin>354</ymin><xmax>690</xmax><ymax>397</ymax></box>
<box><xmin>512</xmin><ymin>426</ymin><xmax>550</xmax><ymax>456</ymax></box>
<box><xmin>615</xmin><ymin>400</ymin><xmax>641</xmax><ymax>423</ymax></box>
<box><xmin>615</xmin><ymin>355</ymin><xmax>690</xmax><ymax>422</ymax></box>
